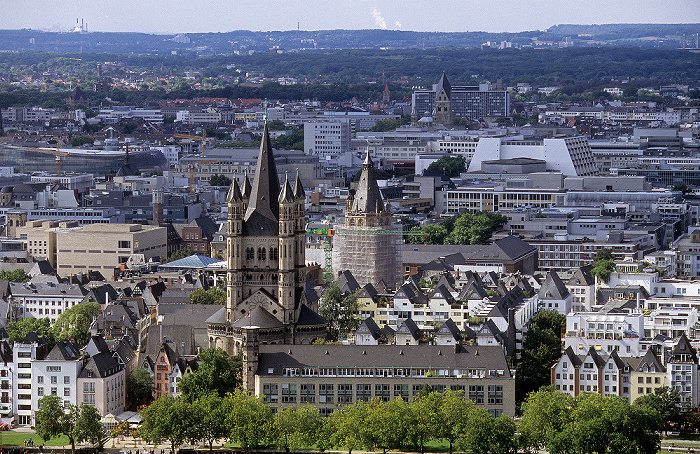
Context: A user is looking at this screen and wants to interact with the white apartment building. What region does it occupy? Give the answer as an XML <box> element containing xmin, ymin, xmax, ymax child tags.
<box><xmin>564</xmin><ymin>312</ymin><xmax>644</xmax><ymax>356</ymax></box>
<box><xmin>304</xmin><ymin>120</ymin><xmax>351</xmax><ymax>159</ymax></box>
<box><xmin>31</xmin><ymin>341</ymin><xmax>84</xmax><ymax>425</ymax></box>
<box><xmin>12</xmin><ymin>336</ymin><xmax>46</xmax><ymax>426</ymax></box>
<box><xmin>644</xmin><ymin>307</ymin><xmax>698</xmax><ymax>339</ymax></box>
<box><xmin>10</xmin><ymin>279</ymin><xmax>88</xmax><ymax>323</ymax></box>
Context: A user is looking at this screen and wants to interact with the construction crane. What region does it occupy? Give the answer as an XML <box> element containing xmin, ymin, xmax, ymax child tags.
<box><xmin>188</xmin><ymin>158</ymin><xmax>222</xmax><ymax>193</ymax></box>
<box><xmin>306</xmin><ymin>225</ymin><xmax>427</xmax><ymax>283</ymax></box>
<box><xmin>16</xmin><ymin>144</ymin><xmax>70</xmax><ymax>173</ymax></box>
<box><xmin>174</xmin><ymin>131</ymin><xmax>208</xmax><ymax>154</ymax></box>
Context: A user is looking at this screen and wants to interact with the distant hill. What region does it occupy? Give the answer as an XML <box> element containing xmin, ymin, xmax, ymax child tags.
<box><xmin>0</xmin><ymin>24</ymin><xmax>697</xmax><ymax>55</ymax></box>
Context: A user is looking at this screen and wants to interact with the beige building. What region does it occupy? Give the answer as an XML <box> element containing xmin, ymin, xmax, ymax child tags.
<box><xmin>243</xmin><ymin>329</ymin><xmax>515</xmax><ymax>418</ymax></box>
<box><xmin>16</xmin><ymin>220</ymin><xmax>62</xmax><ymax>268</ymax></box>
<box><xmin>54</xmin><ymin>223</ymin><xmax>167</xmax><ymax>278</ymax></box>
<box><xmin>629</xmin><ymin>349</ymin><xmax>667</xmax><ymax>403</ymax></box>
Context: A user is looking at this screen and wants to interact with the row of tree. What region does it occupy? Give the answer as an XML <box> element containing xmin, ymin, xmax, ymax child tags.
<box><xmin>139</xmin><ymin>389</ymin><xmax>516</xmax><ymax>454</ymax></box>
<box><xmin>406</xmin><ymin>211</ymin><xmax>509</xmax><ymax>245</ymax></box>
<box><xmin>520</xmin><ymin>388</ymin><xmax>662</xmax><ymax>454</ymax></box>
<box><xmin>35</xmin><ymin>395</ymin><xmax>105</xmax><ymax>454</ymax></box>
<box><xmin>6</xmin><ymin>301</ymin><xmax>102</xmax><ymax>348</ymax></box>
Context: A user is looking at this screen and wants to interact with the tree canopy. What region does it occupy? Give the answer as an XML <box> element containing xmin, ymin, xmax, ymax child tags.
<box><xmin>209</xmin><ymin>174</ymin><xmax>232</xmax><ymax>187</ymax></box>
<box><xmin>318</xmin><ymin>280</ymin><xmax>360</xmax><ymax>341</ymax></box>
<box><xmin>51</xmin><ymin>301</ymin><xmax>102</xmax><ymax>347</ymax></box>
<box><xmin>35</xmin><ymin>396</ymin><xmax>104</xmax><ymax>454</ymax></box>
<box><xmin>520</xmin><ymin>388</ymin><xmax>661</xmax><ymax>454</ymax></box>
<box><xmin>6</xmin><ymin>317</ymin><xmax>54</xmax><ymax>346</ymax></box>
<box><xmin>407</xmin><ymin>211</ymin><xmax>508</xmax><ymax>245</ymax></box>
<box><xmin>179</xmin><ymin>348</ymin><xmax>241</xmax><ymax>401</ymax></box>
<box><xmin>515</xmin><ymin>310</ymin><xmax>566</xmax><ymax>403</ymax></box>
<box><xmin>0</xmin><ymin>268</ymin><xmax>30</xmax><ymax>282</ymax></box>
<box><xmin>426</xmin><ymin>155</ymin><xmax>466</xmax><ymax>178</ymax></box>
<box><xmin>189</xmin><ymin>287</ymin><xmax>226</xmax><ymax>305</ymax></box>
<box><xmin>128</xmin><ymin>368</ymin><xmax>154</xmax><ymax>410</ymax></box>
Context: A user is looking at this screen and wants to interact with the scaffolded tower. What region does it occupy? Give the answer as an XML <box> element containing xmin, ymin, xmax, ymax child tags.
<box><xmin>332</xmin><ymin>153</ymin><xmax>401</xmax><ymax>290</ymax></box>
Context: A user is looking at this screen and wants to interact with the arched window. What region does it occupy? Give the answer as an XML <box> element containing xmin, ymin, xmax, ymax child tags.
<box><xmin>246</xmin><ymin>247</ymin><xmax>254</xmax><ymax>260</ymax></box>
<box><xmin>258</xmin><ymin>247</ymin><xmax>266</xmax><ymax>261</ymax></box>
<box><xmin>270</xmin><ymin>247</ymin><xmax>279</xmax><ymax>260</ymax></box>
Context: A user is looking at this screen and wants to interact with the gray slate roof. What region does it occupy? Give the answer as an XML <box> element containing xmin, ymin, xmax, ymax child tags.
<box><xmin>257</xmin><ymin>344</ymin><xmax>511</xmax><ymax>377</ymax></box>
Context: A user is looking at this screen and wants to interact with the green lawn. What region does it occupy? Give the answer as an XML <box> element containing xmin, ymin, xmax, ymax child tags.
<box><xmin>0</xmin><ymin>431</ymin><xmax>71</xmax><ymax>447</ymax></box>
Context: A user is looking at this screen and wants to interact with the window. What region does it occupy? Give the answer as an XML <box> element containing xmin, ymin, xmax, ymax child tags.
<box><xmin>246</xmin><ymin>248</ymin><xmax>254</xmax><ymax>260</ymax></box>
<box><xmin>83</xmin><ymin>394</ymin><xmax>95</xmax><ymax>405</ymax></box>
<box><xmin>64</xmin><ymin>376</ymin><xmax>70</xmax><ymax>384</ymax></box>
<box><xmin>319</xmin><ymin>384</ymin><xmax>334</xmax><ymax>404</ymax></box>
<box><xmin>83</xmin><ymin>382</ymin><xmax>95</xmax><ymax>393</ymax></box>
<box><xmin>338</xmin><ymin>384</ymin><xmax>353</xmax><ymax>404</ymax></box>
<box><xmin>64</xmin><ymin>388</ymin><xmax>70</xmax><ymax>396</ymax></box>
<box><xmin>469</xmin><ymin>385</ymin><xmax>484</xmax><ymax>404</ymax></box>
<box><xmin>394</xmin><ymin>384</ymin><xmax>409</xmax><ymax>400</ymax></box>
<box><xmin>118</xmin><ymin>240</ymin><xmax>131</xmax><ymax>249</ymax></box>
<box><xmin>281</xmin><ymin>384</ymin><xmax>297</xmax><ymax>403</ymax></box>
<box><xmin>51</xmin><ymin>376</ymin><xmax>57</xmax><ymax>384</ymax></box>
<box><xmin>257</xmin><ymin>247</ymin><xmax>266</xmax><ymax>261</ymax></box>
<box><xmin>375</xmin><ymin>384</ymin><xmax>391</xmax><ymax>402</ymax></box>
<box><xmin>357</xmin><ymin>384</ymin><xmax>372</xmax><ymax>402</ymax></box>
<box><xmin>300</xmin><ymin>384</ymin><xmax>315</xmax><ymax>403</ymax></box>
<box><xmin>263</xmin><ymin>383</ymin><xmax>278</xmax><ymax>403</ymax></box>
<box><xmin>488</xmin><ymin>385</ymin><xmax>503</xmax><ymax>405</ymax></box>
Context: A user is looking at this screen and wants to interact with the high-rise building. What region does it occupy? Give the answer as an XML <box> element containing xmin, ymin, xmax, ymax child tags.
<box><xmin>332</xmin><ymin>154</ymin><xmax>401</xmax><ymax>290</ymax></box>
<box><xmin>411</xmin><ymin>73</ymin><xmax>510</xmax><ymax>126</ymax></box>
<box><xmin>207</xmin><ymin>125</ymin><xmax>326</xmax><ymax>356</ymax></box>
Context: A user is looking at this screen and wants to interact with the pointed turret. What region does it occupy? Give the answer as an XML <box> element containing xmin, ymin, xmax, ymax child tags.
<box><xmin>243</xmin><ymin>124</ymin><xmax>280</xmax><ymax>235</ymax></box>
<box><xmin>227</xmin><ymin>178</ymin><xmax>242</xmax><ymax>203</ymax></box>
<box><xmin>351</xmin><ymin>152</ymin><xmax>384</xmax><ymax>214</ymax></box>
<box><xmin>241</xmin><ymin>172</ymin><xmax>252</xmax><ymax>200</ymax></box>
<box><xmin>293</xmin><ymin>171</ymin><xmax>305</xmax><ymax>200</ymax></box>
<box><xmin>279</xmin><ymin>174</ymin><xmax>294</xmax><ymax>204</ymax></box>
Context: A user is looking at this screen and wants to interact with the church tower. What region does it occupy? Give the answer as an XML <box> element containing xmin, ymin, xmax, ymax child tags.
<box><xmin>433</xmin><ymin>72</ymin><xmax>453</xmax><ymax>127</ymax></box>
<box><xmin>332</xmin><ymin>153</ymin><xmax>401</xmax><ymax>290</ymax></box>
<box><xmin>208</xmin><ymin>124</ymin><xmax>326</xmax><ymax>355</ymax></box>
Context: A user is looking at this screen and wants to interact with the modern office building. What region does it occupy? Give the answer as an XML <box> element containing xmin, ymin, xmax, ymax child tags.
<box><xmin>411</xmin><ymin>73</ymin><xmax>510</xmax><ymax>125</ymax></box>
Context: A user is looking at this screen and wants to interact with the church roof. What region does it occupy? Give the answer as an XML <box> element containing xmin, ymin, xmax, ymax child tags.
<box><xmin>242</xmin><ymin>173</ymin><xmax>252</xmax><ymax>199</ymax></box>
<box><xmin>435</xmin><ymin>72</ymin><xmax>452</xmax><ymax>100</ymax></box>
<box><xmin>293</xmin><ymin>171</ymin><xmax>305</xmax><ymax>200</ymax></box>
<box><xmin>278</xmin><ymin>175</ymin><xmax>295</xmax><ymax>203</ymax></box>
<box><xmin>351</xmin><ymin>153</ymin><xmax>384</xmax><ymax>214</ymax></box>
<box><xmin>227</xmin><ymin>179</ymin><xmax>242</xmax><ymax>203</ymax></box>
<box><xmin>244</xmin><ymin>124</ymin><xmax>280</xmax><ymax>236</ymax></box>
<box><xmin>231</xmin><ymin>306</ymin><xmax>284</xmax><ymax>329</ymax></box>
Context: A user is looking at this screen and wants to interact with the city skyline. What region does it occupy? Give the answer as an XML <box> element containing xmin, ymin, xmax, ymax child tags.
<box><xmin>2</xmin><ymin>0</ymin><xmax>699</xmax><ymax>34</ymax></box>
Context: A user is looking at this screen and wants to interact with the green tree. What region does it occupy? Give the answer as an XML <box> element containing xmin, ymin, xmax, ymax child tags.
<box><xmin>325</xmin><ymin>401</ymin><xmax>368</xmax><ymax>454</ymax></box>
<box><xmin>406</xmin><ymin>223</ymin><xmax>448</xmax><ymax>245</ymax></box>
<box><xmin>224</xmin><ymin>388</ymin><xmax>273</xmax><ymax>452</ymax></box>
<box><xmin>0</xmin><ymin>268</ymin><xmax>31</xmax><ymax>282</ymax></box>
<box><xmin>519</xmin><ymin>387</ymin><xmax>574</xmax><ymax>452</ymax></box>
<box><xmin>365</xmin><ymin>398</ymin><xmax>412</xmax><ymax>454</ymax></box>
<box><xmin>6</xmin><ymin>317</ymin><xmax>55</xmax><ymax>346</ymax></box>
<box><xmin>457</xmin><ymin>407</ymin><xmax>493</xmax><ymax>454</ymax></box>
<box><xmin>187</xmin><ymin>393</ymin><xmax>228</xmax><ymax>451</ymax></box>
<box><xmin>515</xmin><ymin>310</ymin><xmax>566</xmax><ymax>403</ymax></box>
<box><xmin>35</xmin><ymin>395</ymin><xmax>65</xmax><ymax>445</ymax></box>
<box><xmin>139</xmin><ymin>395</ymin><xmax>191</xmax><ymax>453</ymax></box>
<box><xmin>163</xmin><ymin>249</ymin><xmax>195</xmax><ymax>263</ymax></box>
<box><xmin>591</xmin><ymin>259</ymin><xmax>616</xmax><ymax>283</ymax></box>
<box><xmin>594</xmin><ymin>248</ymin><xmax>614</xmax><ymax>262</ymax></box>
<box><xmin>634</xmin><ymin>385</ymin><xmax>681</xmax><ymax>434</ymax></box>
<box><xmin>319</xmin><ymin>280</ymin><xmax>361</xmax><ymax>341</ymax></box>
<box><xmin>74</xmin><ymin>404</ymin><xmax>106</xmax><ymax>449</ymax></box>
<box><xmin>273</xmin><ymin>405</ymin><xmax>322</xmax><ymax>452</ymax></box>
<box><xmin>489</xmin><ymin>415</ymin><xmax>517</xmax><ymax>454</ymax></box>
<box><xmin>440</xmin><ymin>390</ymin><xmax>473</xmax><ymax>454</ymax></box>
<box><xmin>209</xmin><ymin>174</ymin><xmax>232</xmax><ymax>186</ymax></box>
<box><xmin>410</xmin><ymin>392</ymin><xmax>443</xmax><ymax>454</ymax></box>
<box><xmin>426</xmin><ymin>155</ymin><xmax>466</xmax><ymax>177</ymax></box>
<box><xmin>51</xmin><ymin>301</ymin><xmax>101</xmax><ymax>347</ymax></box>
<box><xmin>189</xmin><ymin>287</ymin><xmax>226</xmax><ymax>305</ymax></box>
<box><xmin>179</xmin><ymin>348</ymin><xmax>241</xmax><ymax>401</ymax></box>
<box><xmin>127</xmin><ymin>368</ymin><xmax>154</xmax><ymax>409</ymax></box>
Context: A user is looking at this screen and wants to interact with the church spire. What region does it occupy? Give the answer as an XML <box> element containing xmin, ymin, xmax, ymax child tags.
<box><xmin>351</xmin><ymin>152</ymin><xmax>384</xmax><ymax>214</ymax></box>
<box><xmin>293</xmin><ymin>170</ymin><xmax>304</xmax><ymax>200</ymax></box>
<box><xmin>244</xmin><ymin>123</ymin><xmax>280</xmax><ymax>225</ymax></box>
<box><xmin>279</xmin><ymin>172</ymin><xmax>294</xmax><ymax>203</ymax></box>
<box><xmin>227</xmin><ymin>178</ymin><xmax>242</xmax><ymax>203</ymax></box>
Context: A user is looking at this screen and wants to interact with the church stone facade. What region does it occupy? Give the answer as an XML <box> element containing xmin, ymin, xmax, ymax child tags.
<box><xmin>207</xmin><ymin>125</ymin><xmax>326</xmax><ymax>355</ymax></box>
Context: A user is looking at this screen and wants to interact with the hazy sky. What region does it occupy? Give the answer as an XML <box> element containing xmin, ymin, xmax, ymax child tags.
<box><xmin>2</xmin><ymin>0</ymin><xmax>700</xmax><ymax>34</ymax></box>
